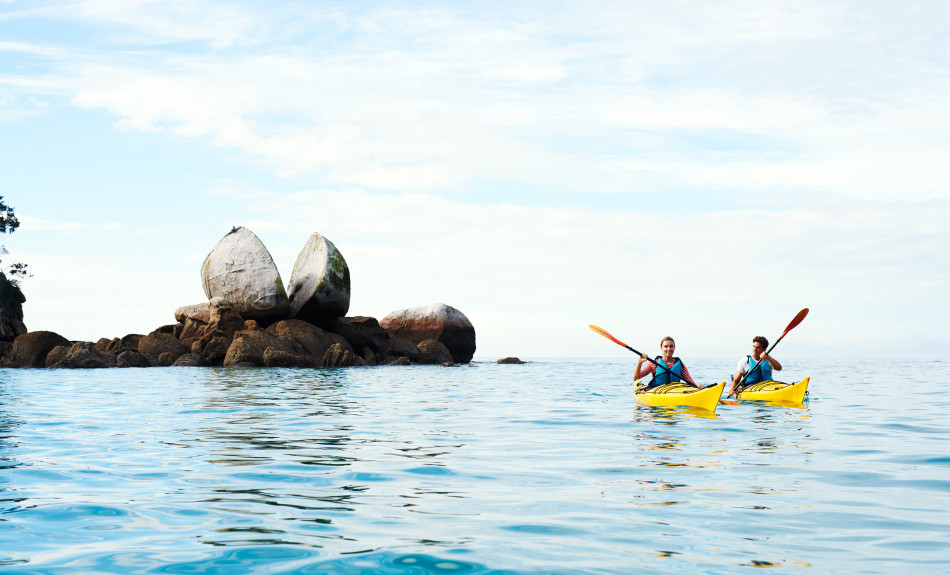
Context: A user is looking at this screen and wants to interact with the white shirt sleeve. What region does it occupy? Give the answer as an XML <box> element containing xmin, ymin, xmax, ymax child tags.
<box><xmin>736</xmin><ymin>357</ymin><xmax>748</xmax><ymax>374</ymax></box>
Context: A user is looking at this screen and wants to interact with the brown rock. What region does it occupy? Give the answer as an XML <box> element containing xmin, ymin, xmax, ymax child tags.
<box><xmin>417</xmin><ymin>339</ymin><xmax>454</xmax><ymax>365</ymax></box>
<box><xmin>329</xmin><ymin>316</ymin><xmax>390</xmax><ymax>354</ymax></box>
<box><xmin>11</xmin><ymin>331</ymin><xmax>70</xmax><ymax>368</ymax></box>
<box><xmin>171</xmin><ymin>353</ymin><xmax>204</xmax><ymax>367</ymax></box>
<box><xmin>322</xmin><ymin>343</ymin><xmax>366</xmax><ymax>367</ymax></box>
<box><xmin>138</xmin><ymin>331</ymin><xmax>187</xmax><ymax>364</ymax></box>
<box><xmin>265</xmin><ymin>319</ymin><xmax>350</xmax><ymax>360</ymax></box>
<box><xmin>386</xmin><ymin>336</ymin><xmax>422</xmax><ymax>363</ymax></box>
<box><xmin>223</xmin><ymin>327</ymin><xmax>296</xmax><ymax>367</ymax></box>
<box><xmin>46</xmin><ymin>342</ymin><xmax>117</xmax><ymax>369</ymax></box>
<box><xmin>97</xmin><ymin>334</ymin><xmax>143</xmax><ymax>356</ymax></box>
<box><xmin>117</xmin><ymin>351</ymin><xmax>151</xmax><ymax>368</ymax></box>
<box><xmin>497</xmin><ymin>357</ymin><xmax>526</xmax><ymax>364</ymax></box>
<box><xmin>380</xmin><ymin>304</ymin><xmax>476</xmax><ymax>363</ymax></box>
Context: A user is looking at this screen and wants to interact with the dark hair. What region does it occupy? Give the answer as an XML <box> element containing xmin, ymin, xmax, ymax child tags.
<box><xmin>660</xmin><ymin>336</ymin><xmax>675</xmax><ymax>346</ymax></box>
<box><xmin>753</xmin><ymin>336</ymin><xmax>768</xmax><ymax>348</ymax></box>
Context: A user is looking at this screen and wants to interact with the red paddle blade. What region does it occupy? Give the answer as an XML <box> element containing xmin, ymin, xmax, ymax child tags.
<box><xmin>781</xmin><ymin>308</ymin><xmax>809</xmax><ymax>337</ymax></box>
<box><xmin>589</xmin><ymin>324</ymin><xmax>628</xmax><ymax>349</ymax></box>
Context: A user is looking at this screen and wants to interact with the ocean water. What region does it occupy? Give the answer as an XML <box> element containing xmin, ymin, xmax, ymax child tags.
<box><xmin>1</xmin><ymin>358</ymin><xmax>949</xmax><ymax>574</ymax></box>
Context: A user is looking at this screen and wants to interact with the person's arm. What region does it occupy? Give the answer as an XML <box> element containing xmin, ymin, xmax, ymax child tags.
<box><xmin>680</xmin><ymin>365</ymin><xmax>698</xmax><ymax>387</ymax></box>
<box><xmin>635</xmin><ymin>355</ymin><xmax>654</xmax><ymax>380</ymax></box>
<box><xmin>764</xmin><ymin>354</ymin><xmax>782</xmax><ymax>371</ymax></box>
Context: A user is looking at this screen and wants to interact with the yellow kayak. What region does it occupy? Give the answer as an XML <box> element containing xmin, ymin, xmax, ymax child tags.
<box><xmin>736</xmin><ymin>377</ymin><xmax>810</xmax><ymax>403</ymax></box>
<box><xmin>634</xmin><ymin>381</ymin><xmax>726</xmax><ymax>411</ymax></box>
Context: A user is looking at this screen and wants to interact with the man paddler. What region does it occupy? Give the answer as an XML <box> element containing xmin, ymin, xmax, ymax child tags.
<box><xmin>728</xmin><ymin>336</ymin><xmax>782</xmax><ymax>397</ymax></box>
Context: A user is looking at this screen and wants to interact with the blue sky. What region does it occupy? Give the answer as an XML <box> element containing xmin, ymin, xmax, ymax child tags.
<box><xmin>2</xmin><ymin>1</ymin><xmax>948</xmax><ymax>359</ymax></box>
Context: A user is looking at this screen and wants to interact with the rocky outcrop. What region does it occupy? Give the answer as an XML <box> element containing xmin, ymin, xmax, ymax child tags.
<box><xmin>386</xmin><ymin>336</ymin><xmax>422</xmax><ymax>363</ymax></box>
<box><xmin>10</xmin><ymin>331</ymin><xmax>70</xmax><ymax>368</ymax></box>
<box><xmin>188</xmin><ymin>298</ymin><xmax>248</xmax><ymax>363</ymax></box>
<box><xmin>380</xmin><ymin>304</ymin><xmax>476</xmax><ymax>363</ymax></box>
<box><xmin>175</xmin><ymin>303</ymin><xmax>210</xmax><ymax>323</ymax></box>
<box><xmin>329</xmin><ymin>316</ymin><xmax>390</xmax><ymax>362</ymax></box>
<box><xmin>138</xmin><ymin>331</ymin><xmax>187</xmax><ymax>366</ymax></box>
<box><xmin>497</xmin><ymin>357</ymin><xmax>526</xmax><ymax>364</ymax></box>
<box><xmin>201</xmin><ymin>227</ymin><xmax>291</xmax><ymax>323</ymax></box>
<box><xmin>117</xmin><ymin>351</ymin><xmax>151</xmax><ymax>368</ymax></box>
<box><xmin>287</xmin><ymin>233</ymin><xmax>350</xmax><ymax>326</ymax></box>
<box><xmin>46</xmin><ymin>342</ymin><xmax>117</xmax><ymax>369</ymax></box>
<box><xmin>322</xmin><ymin>343</ymin><xmax>366</xmax><ymax>367</ymax></box>
<box><xmin>95</xmin><ymin>334</ymin><xmax>143</xmax><ymax>357</ymax></box>
<box><xmin>223</xmin><ymin>324</ymin><xmax>302</xmax><ymax>367</ymax></box>
<box><xmin>0</xmin><ymin>273</ymin><xmax>27</xmax><ymax>342</ymax></box>
<box><xmin>417</xmin><ymin>339</ymin><xmax>454</xmax><ymax>365</ymax></box>
<box><xmin>265</xmin><ymin>319</ymin><xmax>350</xmax><ymax>360</ymax></box>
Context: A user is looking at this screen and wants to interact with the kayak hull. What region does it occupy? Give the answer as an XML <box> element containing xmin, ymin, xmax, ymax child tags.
<box><xmin>634</xmin><ymin>381</ymin><xmax>726</xmax><ymax>411</ymax></box>
<box><xmin>737</xmin><ymin>377</ymin><xmax>810</xmax><ymax>403</ymax></box>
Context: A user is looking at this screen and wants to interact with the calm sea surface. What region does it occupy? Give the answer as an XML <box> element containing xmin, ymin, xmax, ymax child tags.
<box><xmin>1</xmin><ymin>358</ymin><xmax>949</xmax><ymax>573</ymax></box>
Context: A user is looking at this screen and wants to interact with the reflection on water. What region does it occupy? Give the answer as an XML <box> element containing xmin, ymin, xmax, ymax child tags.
<box><xmin>0</xmin><ymin>359</ymin><xmax>948</xmax><ymax>573</ymax></box>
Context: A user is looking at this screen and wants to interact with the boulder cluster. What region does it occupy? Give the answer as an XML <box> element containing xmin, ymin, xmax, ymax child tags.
<box><xmin>0</xmin><ymin>227</ymin><xmax>477</xmax><ymax>369</ymax></box>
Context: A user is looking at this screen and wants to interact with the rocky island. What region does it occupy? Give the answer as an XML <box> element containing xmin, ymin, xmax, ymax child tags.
<box><xmin>0</xmin><ymin>227</ymin><xmax>476</xmax><ymax>369</ymax></box>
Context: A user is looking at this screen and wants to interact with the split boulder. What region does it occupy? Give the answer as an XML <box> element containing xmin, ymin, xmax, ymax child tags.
<box><xmin>287</xmin><ymin>233</ymin><xmax>350</xmax><ymax>325</ymax></box>
<box><xmin>201</xmin><ymin>227</ymin><xmax>291</xmax><ymax>323</ymax></box>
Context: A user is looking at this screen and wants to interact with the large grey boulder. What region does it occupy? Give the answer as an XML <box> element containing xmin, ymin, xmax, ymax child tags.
<box><xmin>380</xmin><ymin>303</ymin><xmax>476</xmax><ymax>363</ymax></box>
<box><xmin>287</xmin><ymin>233</ymin><xmax>350</xmax><ymax>325</ymax></box>
<box><xmin>201</xmin><ymin>227</ymin><xmax>291</xmax><ymax>323</ymax></box>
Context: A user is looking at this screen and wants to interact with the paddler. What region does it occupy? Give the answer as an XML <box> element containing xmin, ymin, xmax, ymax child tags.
<box><xmin>728</xmin><ymin>336</ymin><xmax>782</xmax><ymax>397</ymax></box>
<box><xmin>634</xmin><ymin>336</ymin><xmax>700</xmax><ymax>389</ymax></box>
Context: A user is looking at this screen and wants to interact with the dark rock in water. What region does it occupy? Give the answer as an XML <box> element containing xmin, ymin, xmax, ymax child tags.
<box><xmin>287</xmin><ymin>233</ymin><xmax>351</xmax><ymax>325</ymax></box>
<box><xmin>329</xmin><ymin>316</ymin><xmax>390</xmax><ymax>355</ymax></box>
<box><xmin>97</xmin><ymin>334</ymin><xmax>143</xmax><ymax>357</ymax></box>
<box><xmin>223</xmin><ymin>324</ymin><xmax>298</xmax><ymax>367</ymax></box>
<box><xmin>417</xmin><ymin>339</ymin><xmax>454</xmax><ymax>365</ymax></box>
<box><xmin>201</xmin><ymin>227</ymin><xmax>291</xmax><ymax>323</ymax></box>
<box><xmin>323</xmin><ymin>343</ymin><xmax>366</xmax><ymax>367</ymax></box>
<box><xmin>387</xmin><ymin>356</ymin><xmax>411</xmax><ymax>366</ymax></box>
<box><xmin>46</xmin><ymin>342</ymin><xmax>117</xmax><ymax>369</ymax></box>
<box><xmin>117</xmin><ymin>351</ymin><xmax>151</xmax><ymax>368</ymax></box>
<box><xmin>0</xmin><ymin>272</ymin><xmax>27</xmax><ymax>342</ymax></box>
<box><xmin>139</xmin><ymin>332</ymin><xmax>187</xmax><ymax>365</ymax></box>
<box><xmin>44</xmin><ymin>345</ymin><xmax>68</xmax><ymax>368</ymax></box>
<box><xmin>497</xmin><ymin>357</ymin><xmax>526</xmax><ymax>364</ymax></box>
<box><xmin>265</xmin><ymin>319</ymin><xmax>350</xmax><ymax>362</ymax></box>
<box><xmin>380</xmin><ymin>303</ymin><xmax>476</xmax><ymax>363</ymax></box>
<box><xmin>11</xmin><ymin>331</ymin><xmax>70</xmax><ymax>368</ymax></box>
<box><xmin>386</xmin><ymin>336</ymin><xmax>422</xmax><ymax>363</ymax></box>
<box><xmin>172</xmin><ymin>353</ymin><xmax>204</xmax><ymax>367</ymax></box>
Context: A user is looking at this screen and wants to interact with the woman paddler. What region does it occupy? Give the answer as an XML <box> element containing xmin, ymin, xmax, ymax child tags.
<box><xmin>634</xmin><ymin>336</ymin><xmax>700</xmax><ymax>389</ymax></box>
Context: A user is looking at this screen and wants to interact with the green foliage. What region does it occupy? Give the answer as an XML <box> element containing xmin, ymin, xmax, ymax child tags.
<box><xmin>0</xmin><ymin>196</ymin><xmax>28</xmax><ymax>287</ymax></box>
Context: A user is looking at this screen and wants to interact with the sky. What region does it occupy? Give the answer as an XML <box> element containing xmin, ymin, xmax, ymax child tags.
<box><xmin>1</xmin><ymin>0</ymin><xmax>948</xmax><ymax>360</ymax></box>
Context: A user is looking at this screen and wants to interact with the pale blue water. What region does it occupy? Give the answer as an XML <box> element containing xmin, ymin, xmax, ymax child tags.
<box><xmin>1</xmin><ymin>358</ymin><xmax>949</xmax><ymax>573</ymax></box>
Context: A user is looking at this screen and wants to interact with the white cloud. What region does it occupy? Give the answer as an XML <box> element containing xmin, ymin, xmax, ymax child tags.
<box><xmin>5</xmin><ymin>1</ymin><xmax>950</xmax><ymax>358</ymax></box>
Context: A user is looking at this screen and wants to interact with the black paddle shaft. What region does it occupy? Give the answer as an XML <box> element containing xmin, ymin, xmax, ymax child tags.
<box><xmin>736</xmin><ymin>334</ymin><xmax>785</xmax><ymax>389</ymax></box>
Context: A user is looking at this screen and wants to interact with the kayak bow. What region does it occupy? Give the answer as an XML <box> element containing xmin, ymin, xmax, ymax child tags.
<box><xmin>634</xmin><ymin>381</ymin><xmax>726</xmax><ymax>412</ymax></box>
<box><xmin>736</xmin><ymin>377</ymin><xmax>810</xmax><ymax>403</ymax></box>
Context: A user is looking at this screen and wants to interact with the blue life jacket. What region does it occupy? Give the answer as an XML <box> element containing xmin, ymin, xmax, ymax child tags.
<box><xmin>744</xmin><ymin>355</ymin><xmax>772</xmax><ymax>384</ymax></box>
<box><xmin>650</xmin><ymin>356</ymin><xmax>685</xmax><ymax>385</ymax></box>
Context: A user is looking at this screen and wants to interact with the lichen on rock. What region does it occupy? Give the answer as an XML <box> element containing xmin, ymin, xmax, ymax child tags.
<box><xmin>287</xmin><ymin>233</ymin><xmax>351</xmax><ymax>325</ymax></box>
